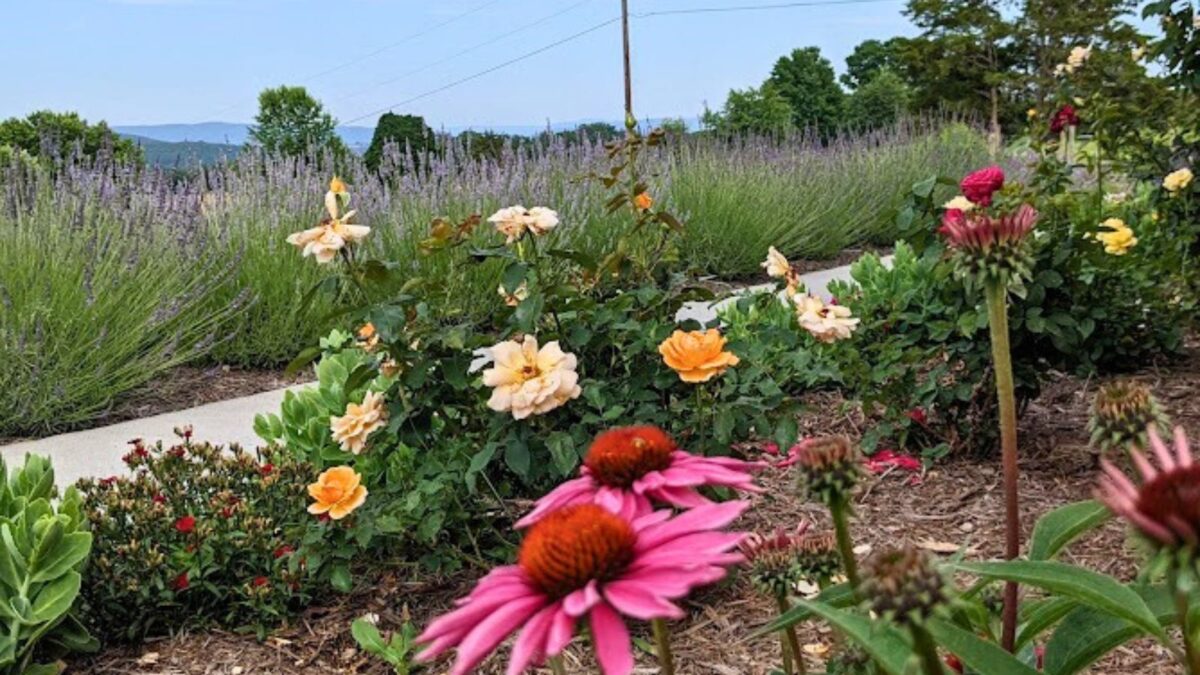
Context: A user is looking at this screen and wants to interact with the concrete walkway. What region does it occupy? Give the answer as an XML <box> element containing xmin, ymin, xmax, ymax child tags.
<box><xmin>2</xmin><ymin>258</ymin><xmax>884</xmax><ymax>488</ymax></box>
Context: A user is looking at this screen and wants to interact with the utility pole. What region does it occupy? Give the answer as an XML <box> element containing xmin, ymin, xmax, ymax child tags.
<box><xmin>621</xmin><ymin>0</ymin><xmax>633</xmax><ymax>124</ymax></box>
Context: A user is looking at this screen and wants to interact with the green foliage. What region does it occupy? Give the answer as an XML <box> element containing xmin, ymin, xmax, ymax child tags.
<box><xmin>701</xmin><ymin>84</ymin><xmax>794</xmax><ymax>136</ymax></box>
<box><xmin>351</xmin><ymin>617</ymin><xmax>420</xmax><ymax>674</ymax></box>
<box><xmin>845</xmin><ymin>70</ymin><xmax>913</xmax><ymax>131</ymax></box>
<box><xmin>766</xmin><ymin>47</ymin><xmax>846</xmax><ymax>135</ymax></box>
<box><xmin>77</xmin><ymin>436</ymin><xmax>314</xmax><ymax>641</ymax></box>
<box><xmin>0</xmin><ymin>110</ymin><xmax>141</xmax><ymax>164</ymax></box>
<box><xmin>0</xmin><ymin>454</ymin><xmax>97</xmax><ymax>675</ymax></box>
<box><xmin>249</xmin><ymin>86</ymin><xmax>346</xmax><ymax>158</ymax></box>
<box><xmin>364</xmin><ymin>113</ymin><xmax>435</xmax><ymax>172</ymax></box>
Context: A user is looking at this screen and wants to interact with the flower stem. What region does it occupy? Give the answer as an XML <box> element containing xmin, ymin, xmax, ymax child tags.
<box><xmin>984</xmin><ymin>280</ymin><xmax>1021</xmax><ymax>653</ymax></box>
<box><xmin>911</xmin><ymin>625</ymin><xmax>947</xmax><ymax>675</ymax></box>
<box><xmin>652</xmin><ymin>618</ymin><xmax>676</xmax><ymax>675</ymax></box>
<box><xmin>830</xmin><ymin>498</ymin><xmax>861</xmax><ymax>591</ymax></box>
<box><xmin>776</xmin><ymin>593</ymin><xmax>806</xmax><ymax>675</ymax></box>
<box><xmin>547</xmin><ymin>654</ymin><xmax>568</xmax><ymax>675</ymax></box>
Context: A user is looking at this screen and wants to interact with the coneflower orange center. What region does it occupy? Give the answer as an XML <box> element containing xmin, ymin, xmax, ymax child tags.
<box><xmin>1137</xmin><ymin>465</ymin><xmax>1200</xmax><ymax>537</ymax></box>
<box><xmin>518</xmin><ymin>504</ymin><xmax>636</xmax><ymax>598</ymax></box>
<box><xmin>584</xmin><ymin>426</ymin><xmax>676</xmax><ymax>488</ymax></box>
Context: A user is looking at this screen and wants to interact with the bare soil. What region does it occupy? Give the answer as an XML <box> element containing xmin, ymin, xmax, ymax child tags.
<box><xmin>74</xmin><ymin>342</ymin><xmax>1200</xmax><ymax>675</ymax></box>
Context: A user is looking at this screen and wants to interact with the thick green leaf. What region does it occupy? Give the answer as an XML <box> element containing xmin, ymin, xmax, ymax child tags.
<box><xmin>954</xmin><ymin>561</ymin><xmax>1168</xmax><ymax>643</ymax></box>
<box><xmin>1044</xmin><ymin>586</ymin><xmax>1175</xmax><ymax>675</ymax></box>
<box><xmin>30</xmin><ymin>532</ymin><xmax>90</xmax><ymax>583</ymax></box>
<box><xmin>927</xmin><ymin>618</ymin><xmax>1039</xmax><ymax>675</ymax></box>
<box><xmin>1029</xmin><ymin>500</ymin><xmax>1110</xmax><ymax>561</ymax></box>
<box><xmin>788</xmin><ymin>601</ymin><xmax>912</xmax><ymax>675</ymax></box>
<box><xmin>30</xmin><ymin>571</ymin><xmax>80</xmax><ymax>623</ymax></box>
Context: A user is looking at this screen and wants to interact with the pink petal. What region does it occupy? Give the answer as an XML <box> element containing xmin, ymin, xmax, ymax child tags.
<box><xmin>450</xmin><ymin>595</ymin><xmax>549</xmax><ymax>675</ymax></box>
<box><xmin>589</xmin><ymin>602</ymin><xmax>635</xmax><ymax>675</ymax></box>
<box><xmin>602</xmin><ymin>581</ymin><xmax>685</xmax><ymax>620</ymax></box>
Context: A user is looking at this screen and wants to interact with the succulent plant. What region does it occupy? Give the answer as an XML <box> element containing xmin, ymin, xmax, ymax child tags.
<box><xmin>1088</xmin><ymin>379</ymin><xmax>1171</xmax><ymax>453</ymax></box>
<box><xmin>0</xmin><ymin>454</ymin><xmax>96</xmax><ymax>675</ymax></box>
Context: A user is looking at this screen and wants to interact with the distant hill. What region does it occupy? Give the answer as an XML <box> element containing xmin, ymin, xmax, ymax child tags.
<box><xmin>124</xmin><ymin>135</ymin><xmax>239</xmax><ymax>167</ymax></box>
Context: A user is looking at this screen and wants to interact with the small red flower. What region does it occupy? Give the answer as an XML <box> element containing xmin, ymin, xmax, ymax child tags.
<box><xmin>959</xmin><ymin>165</ymin><xmax>1005</xmax><ymax>206</ymax></box>
<box><xmin>172</xmin><ymin>572</ymin><xmax>189</xmax><ymax>591</ymax></box>
<box><xmin>907</xmin><ymin>407</ymin><xmax>928</xmax><ymax>426</ymax></box>
<box><xmin>252</xmin><ymin>576</ymin><xmax>269</xmax><ymax>588</ymax></box>
<box><xmin>273</xmin><ymin>544</ymin><xmax>295</xmax><ymax>559</ymax></box>
<box><xmin>175</xmin><ymin>515</ymin><xmax>196</xmax><ymax>534</ymax></box>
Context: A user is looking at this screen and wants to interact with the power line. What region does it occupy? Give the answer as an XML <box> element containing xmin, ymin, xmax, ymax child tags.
<box><xmin>343</xmin><ymin>16</ymin><xmax>621</xmax><ymax>125</ymax></box>
<box><xmin>334</xmin><ymin>0</ymin><xmax>594</xmax><ymax>106</ymax></box>
<box><xmin>342</xmin><ymin>0</ymin><xmax>903</xmax><ymax>124</ymax></box>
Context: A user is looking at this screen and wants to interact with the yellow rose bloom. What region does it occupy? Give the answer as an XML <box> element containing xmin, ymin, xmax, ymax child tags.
<box><xmin>1095</xmin><ymin>218</ymin><xmax>1138</xmax><ymax>256</ymax></box>
<box><xmin>1163</xmin><ymin>168</ymin><xmax>1194</xmax><ymax>193</ymax></box>
<box><xmin>308</xmin><ymin>466</ymin><xmax>367</xmax><ymax>520</ymax></box>
<box><xmin>658</xmin><ymin>329</ymin><xmax>740</xmax><ymax>383</ymax></box>
<box><xmin>330</xmin><ymin>391</ymin><xmax>388</xmax><ymax>455</ymax></box>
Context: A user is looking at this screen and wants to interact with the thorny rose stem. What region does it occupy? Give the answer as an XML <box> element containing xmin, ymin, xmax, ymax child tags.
<box><xmin>985</xmin><ymin>280</ymin><xmax>1021</xmax><ymax>652</ymax></box>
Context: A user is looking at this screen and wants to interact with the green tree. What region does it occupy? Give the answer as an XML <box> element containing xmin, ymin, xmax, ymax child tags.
<box><xmin>248</xmin><ymin>85</ymin><xmax>346</xmax><ymax>158</ymax></box>
<box><xmin>842</xmin><ymin>39</ymin><xmax>905</xmax><ymax>89</ymax></box>
<box><xmin>845</xmin><ymin>70</ymin><xmax>913</xmax><ymax>130</ymax></box>
<box><xmin>0</xmin><ymin>110</ymin><xmax>141</xmax><ymax>164</ymax></box>
<box><xmin>364</xmin><ymin>112</ymin><xmax>434</xmax><ymax>171</ymax></box>
<box><xmin>701</xmin><ymin>84</ymin><xmax>794</xmax><ymax>136</ymax></box>
<box><xmin>766</xmin><ymin>47</ymin><xmax>846</xmax><ymax>135</ymax></box>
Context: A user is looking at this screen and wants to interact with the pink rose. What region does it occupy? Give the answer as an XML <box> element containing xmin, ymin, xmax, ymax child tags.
<box><xmin>960</xmin><ymin>165</ymin><xmax>1005</xmax><ymax>206</ymax></box>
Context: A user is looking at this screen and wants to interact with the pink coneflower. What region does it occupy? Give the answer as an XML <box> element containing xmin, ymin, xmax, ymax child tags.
<box><xmin>1097</xmin><ymin>427</ymin><xmax>1200</xmax><ymax>547</ymax></box>
<box><xmin>417</xmin><ymin>501</ymin><xmax>748</xmax><ymax>675</ymax></box>
<box><xmin>939</xmin><ymin>203</ymin><xmax>1039</xmax><ymax>254</ymax></box>
<box><xmin>515</xmin><ymin>426</ymin><xmax>763</xmax><ymax>528</ymax></box>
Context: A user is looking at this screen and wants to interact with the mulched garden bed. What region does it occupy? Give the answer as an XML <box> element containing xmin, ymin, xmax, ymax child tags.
<box><xmin>76</xmin><ymin>342</ymin><xmax>1200</xmax><ymax>675</ymax></box>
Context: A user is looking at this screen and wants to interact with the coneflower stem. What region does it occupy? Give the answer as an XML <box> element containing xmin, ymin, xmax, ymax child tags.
<box><xmin>548</xmin><ymin>654</ymin><xmax>568</xmax><ymax>675</ymax></box>
<box><xmin>776</xmin><ymin>593</ymin><xmax>806</xmax><ymax>675</ymax></box>
<box><xmin>985</xmin><ymin>280</ymin><xmax>1021</xmax><ymax>653</ymax></box>
<box><xmin>652</xmin><ymin>618</ymin><xmax>676</xmax><ymax>675</ymax></box>
<box><xmin>911</xmin><ymin>625</ymin><xmax>947</xmax><ymax>675</ymax></box>
<box><xmin>830</xmin><ymin>499</ymin><xmax>860</xmax><ymax>591</ymax></box>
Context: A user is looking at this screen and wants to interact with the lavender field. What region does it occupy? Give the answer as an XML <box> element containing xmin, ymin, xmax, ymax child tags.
<box><xmin>0</xmin><ymin>122</ymin><xmax>985</xmax><ymax>436</ymax></box>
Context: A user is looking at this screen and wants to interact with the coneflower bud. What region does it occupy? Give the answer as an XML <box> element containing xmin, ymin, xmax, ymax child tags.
<box><xmin>1088</xmin><ymin>380</ymin><xmax>1171</xmax><ymax>453</ymax></box>
<box><xmin>794</xmin><ymin>436</ymin><xmax>861</xmax><ymax>506</ymax></box>
<box><xmin>939</xmin><ymin>203</ymin><xmax>1039</xmax><ymax>293</ymax></box>
<box><xmin>861</xmin><ymin>546</ymin><xmax>949</xmax><ymax>626</ymax></box>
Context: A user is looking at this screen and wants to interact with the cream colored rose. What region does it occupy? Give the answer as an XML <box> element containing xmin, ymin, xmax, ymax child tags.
<box><xmin>943</xmin><ymin>195</ymin><xmax>976</xmax><ymax>212</ymax></box>
<box><xmin>286</xmin><ymin>181</ymin><xmax>371</xmax><ymax>264</ymax></box>
<box><xmin>330</xmin><ymin>390</ymin><xmax>388</xmax><ymax>455</ymax></box>
<box><xmin>1164</xmin><ymin>168</ymin><xmax>1194</xmax><ymax>193</ymax></box>
<box><xmin>482</xmin><ymin>336</ymin><xmax>581</xmax><ymax>420</ymax></box>
<box><xmin>795</xmin><ymin>295</ymin><xmax>860</xmax><ymax>343</ymax></box>
<box><xmin>487</xmin><ymin>205</ymin><xmax>559</xmax><ymax>244</ymax></box>
<box><xmin>761</xmin><ymin>246</ymin><xmax>790</xmax><ymax>278</ymax></box>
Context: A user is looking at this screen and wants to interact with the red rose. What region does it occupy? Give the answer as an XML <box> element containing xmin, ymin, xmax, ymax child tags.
<box><xmin>172</xmin><ymin>572</ymin><xmax>189</xmax><ymax>591</ymax></box>
<box><xmin>959</xmin><ymin>165</ymin><xmax>1005</xmax><ymax>206</ymax></box>
<box><xmin>252</xmin><ymin>576</ymin><xmax>269</xmax><ymax>588</ymax></box>
<box><xmin>1050</xmin><ymin>105</ymin><xmax>1079</xmax><ymax>134</ymax></box>
<box><xmin>174</xmin><ymin>515</ymin><xmax>196</xmax><ymax>534</ymax></box>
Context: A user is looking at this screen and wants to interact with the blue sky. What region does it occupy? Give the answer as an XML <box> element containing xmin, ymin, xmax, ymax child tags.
<box><xmin>1</xmin><ymin>0</ymin><xmax>915</xmax><ymax>128</ymax></box>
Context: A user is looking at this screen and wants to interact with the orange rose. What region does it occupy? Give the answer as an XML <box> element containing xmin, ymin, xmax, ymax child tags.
<box><xmin>307</xmin><ymin>466</ymin><xmax>367</xmax><ymax>520</ymax></box>
<box><xmin>658</xmin><ymin>329</ymin><xmax>740</xmax><ymax>383</ymax></box>
<box><xmin>634</xmin><ymin>192</ymin><xmax>653</xmax><ymax>211</ymax></box>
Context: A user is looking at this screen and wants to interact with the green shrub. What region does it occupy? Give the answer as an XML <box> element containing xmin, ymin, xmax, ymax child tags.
<box><xmin>0</xmin><ymin>454</ymin><xmax>97</xmax><ymax>675</ymax></box>
<box><xmin>77</xmin><ymin>434</ymin><xmax>313</xmax><ymax>641</ymax></box>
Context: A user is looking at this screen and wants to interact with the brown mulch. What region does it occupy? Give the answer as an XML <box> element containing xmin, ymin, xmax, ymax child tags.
<box><xmin>75</xmin><ymin>343</ymin><xmax>1200</xmax><ymax>674</ymax></box>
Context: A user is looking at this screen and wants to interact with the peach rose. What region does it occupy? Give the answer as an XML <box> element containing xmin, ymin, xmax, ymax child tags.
<box><xmin>658</xmin><ymin>329</ymin><xmax>740</xmax><ymax>383</ymax></box>
<box><xmin>330</xmin><ymin>391</ymin><xmax>388</xmax><ymax>455</ymax></box>
<box><xmin>308</xmin><ymin>466</ymin><xmax>367</xmax><ymax>520</ymax></box>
